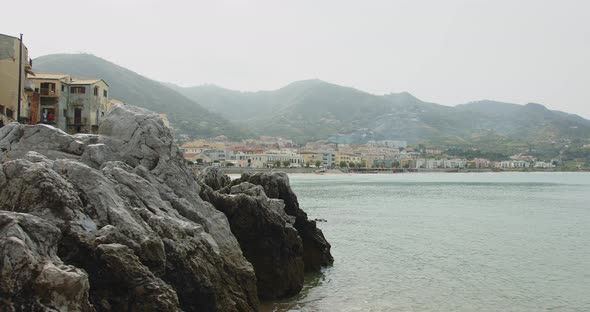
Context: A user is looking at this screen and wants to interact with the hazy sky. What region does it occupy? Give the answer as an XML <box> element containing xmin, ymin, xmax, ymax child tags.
<box><xmin>3</xmin><ymin>0</ymin><xmax>590</xmax><ymax>118</ymax></box>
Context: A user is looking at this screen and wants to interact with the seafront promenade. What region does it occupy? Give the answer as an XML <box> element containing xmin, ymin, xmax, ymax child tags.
<box><xmin>216</xmin><ymin>167</ymin><xmax>497</xmax><ymax>175</ymax></box>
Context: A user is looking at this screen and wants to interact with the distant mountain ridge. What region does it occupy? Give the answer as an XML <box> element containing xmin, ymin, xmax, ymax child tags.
<box><xmin>171</xmin><ymin>80</ymin><xmax>590</xmax><ymax>151</ymax></box>
<box><xmin>33</xmin><ymin>54</ymin><xmax>249</xmax><ymax>139</ymax></box>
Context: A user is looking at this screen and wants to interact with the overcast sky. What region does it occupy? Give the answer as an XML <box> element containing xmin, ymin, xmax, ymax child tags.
<box><xmin>3</xmin><ymin>0</ymin><xmax>590</xmax><ymax>118</ymax></box>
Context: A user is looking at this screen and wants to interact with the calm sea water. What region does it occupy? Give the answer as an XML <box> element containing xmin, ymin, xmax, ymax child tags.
<box><xmin>263</xmin><ymin>172</ymin><xmax>590</xmax><ymax>312</ymax></box>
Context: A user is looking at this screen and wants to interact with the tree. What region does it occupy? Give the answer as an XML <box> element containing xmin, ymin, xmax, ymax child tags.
<box><xmin>349</xmin><ymin>161</ymin><xmax>356</xmax><ymax>168</ymax></box>
<box><xmin>274</xmin><ymin>160</ymin><xmax>282</xmax><ymax>168</ymax></box>
<box><xmin>225</xmin><ymin>162</ymin><xmax>235</xmax><ymax>167</ymax></box>
<box><xmin>392</xmin><ymin>161</ymin><xmax>400</xmax><ymax>168</ymax></box>
<box><xmin>283</xmin><ymin>160</ymin><xmax>291</xmax><ymax>167</ymax></box>
<box><xmin>305</xmin><ymin>162</ymin><xmax>310</xmax><ymax>168</ymax></box>
<box><xmin>359</xmin><ymin>161</ymin><xmax>367</xmax><ymax>168</ymax></box>
<box><xmin>403</xmin><ymin>163</ymin><xmax>410</xmax><ymax>169</ymax></box>
<box><xmin>339</xmin><ymin>161</ymin><xmax>348</xmax><ymax>168</ymax></box>
<box><xmin>315</xmin><ymin>160</ymin><xmax>322</xmax><ymax>168</ymax></box>
<box><xmin>196</xmin><ymin>158</ymin><xmax>203</xmax><ymax>164</ymax></box>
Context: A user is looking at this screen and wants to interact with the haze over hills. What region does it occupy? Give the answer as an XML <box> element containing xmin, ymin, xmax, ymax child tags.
<box><xmin>172</xmin><ymin>80</ymin><xmax>590</xmax><ymax>150</ymax></box>
<box><xmin>32</xmin><ymin>53</ymin><xmax>590</xmax><ymax>156</ymax></box>
<box><xmin>32</xmin><ymin>54</ymin><xmax>250</xmax><ymax>139</ymax></box>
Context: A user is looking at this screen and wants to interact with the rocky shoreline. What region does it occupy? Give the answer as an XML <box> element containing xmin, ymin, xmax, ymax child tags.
<box><xmin>0</xmin><ymin>105</ymin><xmax>332</xmax><ymax>311</ymax></box>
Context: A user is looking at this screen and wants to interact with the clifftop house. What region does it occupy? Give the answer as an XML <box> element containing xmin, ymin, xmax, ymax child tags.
<box><xmin>29</xmin><ymin>73</ymin><xmax>110</xmax><ymax>134</ymax></box>
<box><xmin>1</xmin><ymin>33</ymin><xmax>113</xmax><ymax>134</ymax></box>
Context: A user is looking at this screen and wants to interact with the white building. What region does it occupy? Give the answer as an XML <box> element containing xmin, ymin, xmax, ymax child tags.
<box><xmin>534</xmin><ymin>161</ymin><xmax>555</xmax><ymax>168</ymax></box>
<box><xmin>416</xmin><ymin>158</ymin><xmax>467</xmax><ymax>169</ymax></box>
<box><xmin>495</xmin><ymin>160</ymin><xmax>531</xmax><ymax>169</ymax></box>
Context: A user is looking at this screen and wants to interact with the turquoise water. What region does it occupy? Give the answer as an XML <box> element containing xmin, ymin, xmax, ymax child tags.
<box><xmin>265</xmin><ymin>173</ymin><xmax>590</xmax><ymax>312</ymax></box>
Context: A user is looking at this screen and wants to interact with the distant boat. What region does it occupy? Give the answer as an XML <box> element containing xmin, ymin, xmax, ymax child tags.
<box><xmin>315</xmin><ymin>168</ymin><xmax>327</xmax><ymax>174</ymax></box>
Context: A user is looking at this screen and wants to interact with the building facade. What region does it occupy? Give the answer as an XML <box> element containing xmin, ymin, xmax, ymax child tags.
<box><xmin>416</xmin><ymin>158</ymin><xmax>467</xmax><ymax>169</ymax></box>
<box><xmin>0</xmin><ymin>33</ymin><xmax>34</xmax><ymax>126</ymax></box>
<box><xmin>29</xmin><ymin>74</ymin><xmax>109</xmax><ymax>134</ymax></box>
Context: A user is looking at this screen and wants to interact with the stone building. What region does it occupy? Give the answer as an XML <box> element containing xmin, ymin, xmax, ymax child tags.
<box><xmin>29</xmin><ymin>73</ymin><xmax>109</xmax><ymax>134</ymax></box>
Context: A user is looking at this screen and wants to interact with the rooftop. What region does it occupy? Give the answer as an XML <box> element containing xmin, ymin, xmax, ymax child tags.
<box><xmin>29</xmin><ymin>73</ymin><xmax>69</xmax><ymax>80</ymax></box>
<box><xmin>70</xmin><ymin>79</ymin><xmax>101</xmax><ymax>85</ymax></box>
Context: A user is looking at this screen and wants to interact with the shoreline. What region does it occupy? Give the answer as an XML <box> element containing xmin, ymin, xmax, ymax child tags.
<box><xmin>217</xmin><ymin>167</ymin><xmax>589</xmax><ymax>175</ymax></box>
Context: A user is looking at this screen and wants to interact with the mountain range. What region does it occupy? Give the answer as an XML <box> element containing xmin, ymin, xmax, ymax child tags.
<box><xmin>170</xmin><ymin>80</ymin><xmax>590</xmax><ymax>150</ymax></box>
<box><xmin>33</xmin><ymin>54</ymin><xmax>590</xmax><ymax>155</ymax></box>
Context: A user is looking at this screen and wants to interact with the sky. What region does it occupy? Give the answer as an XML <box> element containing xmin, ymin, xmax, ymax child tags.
<box><xmin>2</xmin><ymin>0</ymin><xmax>590</xmax><ymax>118</ymax></box>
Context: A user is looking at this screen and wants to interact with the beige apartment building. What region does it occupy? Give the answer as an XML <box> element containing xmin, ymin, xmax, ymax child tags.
<box><xmin>336</xmin><ymin>152</ymin><xmax>362</xmax><ymax>165</ymax></box>
<box><xmin>301</xmin><ymin>151</ymin><xmax>324</xmax><ymax>166</ymax></box>
<box><xmin>0</xmin><ymin>33</ymin><xmax>35</xmax><ymax>126</ymax></box>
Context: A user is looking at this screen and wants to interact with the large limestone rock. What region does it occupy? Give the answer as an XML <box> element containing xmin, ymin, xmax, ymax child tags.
<box><xmin>231</xmin><ymin>172</ymin><xmax>334</xmax><ymax>271</ymax></box>
<box><xmin>198</xmin><ymin>170</ymin><xmax>304</xmax><ymax>299</ymax></box>
<box><xmin>0</xmin><ymin>105</ymin><xmax>258</xmax><ymax>311</ymax></box>
<box><xmin>0</xmin><ymin>104</ymin><xmax>334</xmax><ymax>311</ymax></box>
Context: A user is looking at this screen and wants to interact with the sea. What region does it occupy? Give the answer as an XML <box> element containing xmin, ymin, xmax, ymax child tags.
<box><xmin>262</xmin><ymin>172</ymin><xmax>590</xmax><ymax>312</ymax></box>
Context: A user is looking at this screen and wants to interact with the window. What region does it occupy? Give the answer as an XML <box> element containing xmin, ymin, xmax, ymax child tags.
<box><xmin>103</xmin><ymin>90</ymin><xmax>108</xmax><ymax>97</ymax></box>
<box><xmin>6</xmin><ymin>109</ymin><xmax>14</xmax><ymax>119</ymax></box>
<box><xmin>0</xmin><ymin>104</ymin><xmax>4</xmax><ymax>115</ymax></box>
<box><xmin>71</xmin><ymin>86</ymin><xmax>86</xmax><ymax>94</ymax></box>
<box><xmin>61</xmin><ymin>85</ymin><xmax>65</xmax><ymax>92</ymax></box>
<box><xmin>40</xmin><ymin>82</ymin><xmax>56</xmax><ymax>96</ymax></box>
<box><xmin>94</xmin><ymin>86</ymin><xmax>99</xmax><ymax>96</ymax></box>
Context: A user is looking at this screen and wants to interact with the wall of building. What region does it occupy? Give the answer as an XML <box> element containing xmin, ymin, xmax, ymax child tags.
<box><xmin>0</xmin><ymin>34</ymin><xmax>29</xmax><ymax>124</ymax></box>
<box><xmin>66</xmin><ymin>80</ymin><xmax>109</xmax><ymax>133</ymax></box>
<box><xmin>31</xmin><ymin>78</ymin><xmax>69</xmax><ymax>130</ymax></box>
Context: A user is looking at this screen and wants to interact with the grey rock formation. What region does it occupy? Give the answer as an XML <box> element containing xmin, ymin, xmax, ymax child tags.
<box><xmin>0</xmin><ymin>104</ymin><xmax>333</xmax><ymax>311</ymax></box>
<box><xmin>198</xmin><ymin>172</ymin><xmax>304</xmax><ymax>299</ymax></box>
<box><xmin>0</xmin><ymin>105</ymin><xmax>258</xmax><ymax>311</ymax></box>
<box><xmin>231</xmin><ymin>172</ymin><xmax>334</xmax><ymax>271</ymax></box>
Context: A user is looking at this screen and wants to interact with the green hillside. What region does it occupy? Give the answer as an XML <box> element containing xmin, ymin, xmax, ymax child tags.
<box><xmin>173</xmin><ymin>80</ymin><xmax>590</xmax><ymax>154</ymax></box>
<box><xmin>33</xmin><ymin>54</ymin><xmax>249</xmax><ymax>139</ymax></box>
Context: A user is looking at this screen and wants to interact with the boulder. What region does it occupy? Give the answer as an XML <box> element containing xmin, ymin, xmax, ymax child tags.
<box><xmin>199</xmin><ymin>180</ymin><xmax>304</xmax><ymax>299</ymax></box>
<box><xmin>231</xmin><ymin>172</ymin><xmax>334</xmax><ymax>271</ymax></box>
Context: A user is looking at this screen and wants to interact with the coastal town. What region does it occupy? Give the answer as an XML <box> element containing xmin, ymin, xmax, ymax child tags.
<box><xmin>179</xmin><ymin>136</ymin><xmax>565</xmax><ymax>171</ymax></box>
<box><xmin>2</xmin><ymin>32</ymin><xmax>587</xmax><ymax>172</ymax></box>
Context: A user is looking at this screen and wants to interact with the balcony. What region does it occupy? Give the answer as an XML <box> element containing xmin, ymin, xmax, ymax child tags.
<box><xmin>40</xmin><ymin>88</ymin><xmax>58</xmax><ymax>97</ymax></box>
